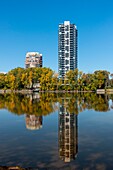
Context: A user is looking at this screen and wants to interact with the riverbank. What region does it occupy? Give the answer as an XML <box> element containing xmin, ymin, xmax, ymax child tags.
<box><xmin>0</xmin><ymin>89</ymin><xmax>113</xmax><ymax>94</ymax></box>
<box><xmin>0</xmin><ymin>89</ymin><xmax>95</xmax><ymax>93</ymax></box>
<box><xmin>0</xmin><ymin>89</ymin><xmax>34</xmax><ymax>94</ymax></box>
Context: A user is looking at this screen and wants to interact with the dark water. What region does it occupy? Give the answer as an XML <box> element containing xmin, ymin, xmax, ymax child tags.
<box><xmin>0</xmin><ymin>93</ymin><xmax>113</xmax><ymax>170</ymax></box>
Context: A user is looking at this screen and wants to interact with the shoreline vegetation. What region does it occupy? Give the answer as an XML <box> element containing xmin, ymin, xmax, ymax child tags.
<box><xmin>0</xmin><ymin>67</ymin><xmax>113</xmax><ymax>93</ymax></box>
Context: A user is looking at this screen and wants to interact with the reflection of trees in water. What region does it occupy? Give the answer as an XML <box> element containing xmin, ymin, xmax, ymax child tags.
<box><xmin>0</xmin><ymin>93</ymin><xmax>112</xmax><ymax>116</ymax></box>
<box><xmin>77</xmin><ymin>93</ymin><xmax>110</xmax><ymax>112</ymax></box>
<box><xmin>58</xmin><ymin>93</ymin><xmax>110</xmax><ymax>113</ymax></box>
<box><xmin>0</xmin><ymin>93</ymin><xmax>58</xmax><ymax>116</ymax></box>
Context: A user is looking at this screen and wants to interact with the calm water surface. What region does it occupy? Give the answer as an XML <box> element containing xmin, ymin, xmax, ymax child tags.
<box><xmin>0</xmin><ymin>93</ymin><xmax>113</xmax><ymax>170</ymax></box>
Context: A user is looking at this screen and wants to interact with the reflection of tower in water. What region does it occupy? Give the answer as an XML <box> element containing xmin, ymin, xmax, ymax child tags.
<box><xmin>25</xmin><ymin>93</ymin><xmax>42</xmax><ymax>130</ymax></box>
<box><xmin>26</xmin><ymin>115</ymin><xmax>43</xmax><ymax>130</ymax></box>
<box><xmin>59</xmin><ymin>99</ymin><xmax>78</xmax><ymax>162</ymax></box>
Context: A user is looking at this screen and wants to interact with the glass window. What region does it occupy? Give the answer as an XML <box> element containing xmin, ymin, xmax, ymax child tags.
<box><xmin>66</xmin><ymin>39</ymin><xmax>69</xmax><ymax>45</ymax></box>
<box><xmin>65</xmin><ymin>25</ymin><xmax>69</xmax><ymax>31</ymax></box>
<box><xmin>66</xmin><ymin>32</ymin><xmax>69</xmax><ymax>38</ymax></box>
<box><xmin>66</xmin><ymin>53</ymin><xmax>69</xmax><ymax>58</ymax></box>
<box><xmin>66</xmin><ymin>60</ymin><xmax>69</xmax><ymax>65</ymax></box>
<box><xmin>65</xmin><ymin>46</ymin><xmax>69</xmax><ymax>51</ymax></box>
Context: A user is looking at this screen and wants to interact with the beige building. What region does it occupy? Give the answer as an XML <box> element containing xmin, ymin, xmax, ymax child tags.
<box><xmin>25</xmin><ymin>52</ymin><xmax>42</xmax><ymax>68</ymax></box>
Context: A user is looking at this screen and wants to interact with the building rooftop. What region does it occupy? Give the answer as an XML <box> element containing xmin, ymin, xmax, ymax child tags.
<box><xmin>26</xmin><ymin>52</ymin><xmax>42</xmax><ymax>57</ymax></box>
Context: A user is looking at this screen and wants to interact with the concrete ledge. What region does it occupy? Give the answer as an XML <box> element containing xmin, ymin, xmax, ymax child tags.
<box><xmin>96</xmin><ymin>89</ymin><xmax>105</xmax><ymax>94</ymax></box>
<box><xmin>106</xmin><ymin>89</ymin><xmax>113</xmax><ymax>94</ymax></box>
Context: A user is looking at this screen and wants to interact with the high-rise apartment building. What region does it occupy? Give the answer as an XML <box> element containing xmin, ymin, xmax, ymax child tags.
<box><xmin>58</xmin><ymin>21</ymin><xmax>78</xmax><ymax>78</ymax></box>
<box><xmin>25</xmin><ymin>52</ymin><xmax>42</xmax><ymax>68</ymax></box>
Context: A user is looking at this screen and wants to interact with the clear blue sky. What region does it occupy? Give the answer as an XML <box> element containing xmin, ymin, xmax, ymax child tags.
<box><xmin>0</xmin><ymin>0</ymin><xmax>113</xmax><ymax>74</ymax></box>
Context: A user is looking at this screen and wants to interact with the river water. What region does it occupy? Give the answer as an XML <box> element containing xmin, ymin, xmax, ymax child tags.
<box><xmin>0</xmin><ymin>93</ymin><xmax>113</xmax><ymax>170</ymax></box>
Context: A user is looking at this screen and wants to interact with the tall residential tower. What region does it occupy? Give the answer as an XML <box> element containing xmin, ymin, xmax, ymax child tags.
<box><xmin>58</xmin><ymin>21</ymin><xmax>78</xmax><ymax>78</ymax></box>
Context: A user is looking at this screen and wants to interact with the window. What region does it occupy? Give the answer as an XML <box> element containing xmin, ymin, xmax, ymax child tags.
<box><xmin>66</xmin><ymin>53</ymin><xmax>69</xmax><ymax>58</ymax></box>
<box><xmin>66</xmin><ymin>32</ymin><xmax>69</xmax><ymax>38</ymax></box>
<box><xmin>65</xmin><ymin>46</ymin><xmax>69</xmax><ymax>51</ymax></box>
<box><xmin>66</xmin><ymin>39</ymin><xmax>69</xmax><ymax>45</ymax></box>
<box><xmin>65</xmin><ymin>25</ymin><xmax>69</xmax><ymax>31</ymax></box>
<box><xmin>66</xmin><ymin>60</ymin><xmax>69</xmax><ymax>65</ymax></box>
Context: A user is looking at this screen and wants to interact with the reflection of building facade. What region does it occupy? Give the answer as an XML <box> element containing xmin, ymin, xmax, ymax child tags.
<box><xmin>26</xmin><ymin>93</ymin><xmax>40</xmax><ymax>101</ymax></box>
<box><xmin>26</xmin><ymin>115</ymin><xmax>43</xmax><ymax>130</ymax></box>
<box><xmin>59</xmin><ymin>100</ymin><xmax>78</xmax><ymax>162</ymax></box>
<box><xmin>25</xmin><ymin>52</ymin><xmax>42</xmax><ymax>68</ymax></box>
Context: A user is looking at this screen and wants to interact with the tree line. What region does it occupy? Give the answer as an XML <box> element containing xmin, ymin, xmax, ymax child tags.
<box><xmin>0</xmin><ymin>67</ymin><xmax>113</xmax><ymax>91</ymax></box>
